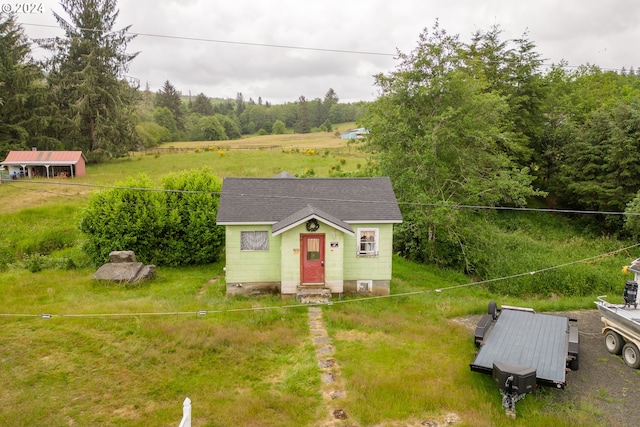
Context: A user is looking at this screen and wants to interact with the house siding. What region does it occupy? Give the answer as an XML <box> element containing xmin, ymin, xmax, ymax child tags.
<box><xmin>280</xmin><ymin>226</ymin><xmax>301</xmax><ymax>295</ymax></box>
<box><xmin>343</xmin><ymin>223</ymin><xmax>394</xmax><ymax>281</ymax></box>
<box><xmin>324</xmin><ymin>228</ymin><xmax>345</xmax><ymax>294</ymax></box>
<box><xmin>224</xmin><ymin>226</ymin><xmax>281</xmax><ymax>285</ymax></box>
<box><xmin>279</xmin><ymin>223</ymin><xmax>345</xmax><ymax>295</ymax></box>
<box><xmin>224</xmin><ymin>222</ymin><xmax>394</xmax><ymax>297</ymax></box>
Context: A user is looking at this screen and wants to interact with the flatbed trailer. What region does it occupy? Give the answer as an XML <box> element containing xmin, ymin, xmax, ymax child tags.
<box><xmin>470</xmin><ymin>303</ymin><xmax>579</xmax><ymax>416</ymax></box>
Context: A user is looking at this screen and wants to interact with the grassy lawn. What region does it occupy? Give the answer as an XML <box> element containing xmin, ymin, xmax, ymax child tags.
<box><xmin>0</xmin><ymin>259</ymin><xmax>607</xmax><ymax>426</ymax></box>
<box><xmin>0</xmin><ymin>265</ymin><xmax>323</xmax><ymax>426</ymax></box>
<box><xmin>0</xmin><ymin>130</ymin><xmax>623</xmax><ymax>426</ymax></box>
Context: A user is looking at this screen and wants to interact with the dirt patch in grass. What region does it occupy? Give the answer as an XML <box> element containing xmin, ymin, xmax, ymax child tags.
<box><xmin>0</xmin><ymin>180</ymin><xmax>92</xmax><ymax>213</ymax></box>
<box><xmin>456</xmin><ymin>309</ymin><xmax>640</xmax><ymax>427</ymax></box>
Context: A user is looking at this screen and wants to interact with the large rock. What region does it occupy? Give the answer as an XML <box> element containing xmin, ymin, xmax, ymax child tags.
<box><xmin>93</xmin><ymin>251</ymin><xmax>155</xmax><ymax>283</ymax></box>
<box><xmin>109</xmin><ymin>250</ymin><xmax>136</xmax><ymax>263</ymax></box>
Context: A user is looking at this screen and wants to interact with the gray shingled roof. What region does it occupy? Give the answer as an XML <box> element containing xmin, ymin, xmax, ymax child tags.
<box><xmin>216</xmin><ymin>176</ymin><xmax>402</xmax><ymax>225</ymax></box>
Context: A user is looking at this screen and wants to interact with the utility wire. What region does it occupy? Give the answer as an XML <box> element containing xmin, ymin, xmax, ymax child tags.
<box><xmin>1</xmin><ymin>242</ymin><xmax>637</xmax><ymax>320</ymax></box>
<box><xmin>21</xmin><ymin>22</ymin><xmax>396</xmax><ymax>57</ymax></box>
<box><xmin>6</xmin><ymin>179</ymin><xmax>640</xmax><ymax>217</ymax></box>
<box><xmin>18</xmin><ymin>22</ymin><xmax>632</xmax><ymax>72</ymax></box>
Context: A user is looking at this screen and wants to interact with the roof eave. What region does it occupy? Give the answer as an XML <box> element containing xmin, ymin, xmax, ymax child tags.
<box><xmin>216</xmin><ymin>221</ymin><xmax>276</xmax><ymax>226</ymax></box>
<box><xmin>272</xmin><ymin>215</ymin><xmax>355</xmax><ymax>237</ymax></box>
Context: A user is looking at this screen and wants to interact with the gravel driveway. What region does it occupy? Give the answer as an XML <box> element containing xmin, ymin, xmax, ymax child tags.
<box><xmin>457</xmin><ymin>308</ymin><xmax>640</xmax><ymax>426</ymax></box>
<box><xmin>562</xmin><ymin>309</ymin><xmax>640</xmax><ymax>427</ymax></box>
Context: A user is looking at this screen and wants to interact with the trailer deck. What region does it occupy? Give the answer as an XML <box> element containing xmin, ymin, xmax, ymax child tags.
<box><xmin>470</xmin><ymin>306</ymin><xmax>578</xmax><ymax>388</ymax></box>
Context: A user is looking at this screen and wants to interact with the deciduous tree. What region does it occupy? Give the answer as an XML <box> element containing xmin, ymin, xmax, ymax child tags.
<box><xmin>272</xmin><ymin>119</ymin><xmax>286</xmax><ymax>134</ymax></box>
<box><xmin>361</xmin><ymin>21</ymin><xmax>543</xmax><ymax>270</ymax></box>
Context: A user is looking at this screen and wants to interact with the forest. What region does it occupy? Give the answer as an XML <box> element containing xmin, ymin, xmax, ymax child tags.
<box><xmin>358</xmin><ymin>21</ymin><xmax>640</xmax><ymax>273</ymax></box>
<box><xmin>4</xmin><ymin>2</ymin><xmax>640</xmax><ymax>275</ymax></box>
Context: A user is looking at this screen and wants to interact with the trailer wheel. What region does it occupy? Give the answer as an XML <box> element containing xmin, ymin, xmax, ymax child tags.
<box><xmin>622</xmin><ymin>343</ymin><xmax>640</xmax><ymax>369</ymax></box>
<box><xmin>568</xmin><ymin>356</ymin><xmax>579</xmax><ymax>371</ymax></box>
<box><xmin>488</xmin><ymin>301</ymin><xmax>498</xmax><ymax>320</ymax></box>
<box><xmin>604</xmin><ymin>330</ymin><xmax>624</xmax><ymax>355</ymax></box>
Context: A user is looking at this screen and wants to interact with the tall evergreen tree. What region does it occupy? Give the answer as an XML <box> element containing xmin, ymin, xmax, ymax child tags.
<box><xmin>38</xmin><ymin>0</ymin><xmax>140</xmax><ymax>162</ymax></box>
<box><xmin>466</xmin><ymin>26</ymin><xmax>545</xmax><ymax>168</ymax></box>
<box><xmin>294</xmin><ymin>95</ymin><xmax>310</xmax><ymax>133</ymax></box>
<box><xmin>321</xmin><ymin>88</ymin><xmax>339</xmax><ymax>125</ymax></box>
<box><xmin>235</xmin><ymin>92</ymin><xmax>246</xmax><ymax>115</ymax></box>
<box><xmin>560</xmin><ymin>99</ymin><xmax>640</xmax><ymax>230</ymax></box>
<box><xmin>190</xmin><ymin>92</ymin><xmax>214</xmax><ymax>116</ymax></box>
<box><xmin>0</xmin><ymin>14</ymin><xmax>55</xmax><ymax>157</ymax></box>
<box><xmin>155</xmin><ymin>80</ymin><xmax>183</xmax><ymax>129</ymax></box>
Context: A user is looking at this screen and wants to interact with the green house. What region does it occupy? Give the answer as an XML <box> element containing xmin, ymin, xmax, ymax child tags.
<box><xmin>216</xmin><ymin>173</ymin><xmax>403</xmax><ymax>300</ymax></box>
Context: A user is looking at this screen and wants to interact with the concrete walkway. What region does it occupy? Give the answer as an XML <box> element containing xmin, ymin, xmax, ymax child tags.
<box><xmin>308</xmin><ymin>306</ymin><xmax>351</xmax><ymax>425</ymax></box>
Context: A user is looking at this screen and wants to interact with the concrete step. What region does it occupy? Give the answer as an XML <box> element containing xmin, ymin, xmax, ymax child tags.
<box><xmin>297</xmin><ymin>286</ymin><xmax>332</xmax><ymax>304</ymax></box>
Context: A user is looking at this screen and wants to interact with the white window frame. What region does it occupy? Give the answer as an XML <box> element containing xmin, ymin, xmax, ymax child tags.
<box><xmin>357</xmin><ymin>280</ymin><xmax>373</xmax><ymax>292</ymax></box>
<box><xmin>357</xmin><ymin>228</ymin><xmax>379</xmax><ymax>256</ymax></box>
<box><xmin>240</xmin><ymin>230</ymin><xmax>269</xmax><ymax>251</ymax></box>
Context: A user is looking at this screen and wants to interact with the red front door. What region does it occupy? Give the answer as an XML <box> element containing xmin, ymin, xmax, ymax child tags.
<box><xmin>301</xmin><ymin>234</ymin><xmax>324</xmax><ymax>284</ymax></box>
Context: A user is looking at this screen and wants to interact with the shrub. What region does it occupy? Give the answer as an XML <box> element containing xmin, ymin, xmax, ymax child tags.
<box><xmin>0</xmin><ymin>246</ymin><xmax>14</xmax><ymax>272</ymax></box>
<box><xmin>23</xmin><ymin>253</ymin><xmax>45</xmax><ymax>272</ymax></box>
<box><xmin>20</xmin><ymin>253</ymin><xmax>75</xmax><ymax>272</ymax></box>
<box><xmin>296</xmin><ymin>168</ymin><xmax>315</xmax><ymax>178</ymax></box>
<box><xmin>79</xmin><ymin>169</ymin><xmax>224</xmax><ymax>266</ymax></box>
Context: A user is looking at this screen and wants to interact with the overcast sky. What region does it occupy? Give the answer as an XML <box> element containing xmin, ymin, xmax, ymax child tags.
<box><xmin>12</xmin><ymin>0</ymin><xmax>640</xmax><ymax>104</ymax></box>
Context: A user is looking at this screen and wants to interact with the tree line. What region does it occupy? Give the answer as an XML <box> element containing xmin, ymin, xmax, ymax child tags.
<box><xmin>361</xmin><ymin>21</ymin><xmax>640</xmax><ymax>273</ymax></box>
<box><xmin>0</xmin><ymin>1</ymin><xmax>365</xmax><ymax>163</ymax></box>
<box><xmin>137</xmin><ymin>83</ymin><xmax>366</xmax><ymax>147</ymax></box>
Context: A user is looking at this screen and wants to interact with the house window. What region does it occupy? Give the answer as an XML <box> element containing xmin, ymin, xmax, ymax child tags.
<box><xmin>241</xmin><ymin>231</ymin><xmax>269</xmax><ymax>251</ymax></box>
<box><xmin>357</xmin><ymin>228</ymin><xmax>378</xmax><ymax>256</ymax></box>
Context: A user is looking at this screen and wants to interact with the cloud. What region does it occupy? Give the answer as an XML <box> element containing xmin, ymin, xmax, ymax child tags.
<box><xmin>16</xmin><ymin>0</ymin><xmax>640</xmax><ymax>103</ymax></box>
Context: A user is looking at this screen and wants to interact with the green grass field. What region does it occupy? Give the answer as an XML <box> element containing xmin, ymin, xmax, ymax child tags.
<box><xmin>0</xmin><ymin>130</ymin><xmax>627</xmax><ymax>426</ymax></box>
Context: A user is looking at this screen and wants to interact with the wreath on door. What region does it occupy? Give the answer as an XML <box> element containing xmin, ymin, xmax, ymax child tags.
<box><xmin>306</xmin><ymin>218</ymin><xmax>320</xmax><ymax>232</ymax></box>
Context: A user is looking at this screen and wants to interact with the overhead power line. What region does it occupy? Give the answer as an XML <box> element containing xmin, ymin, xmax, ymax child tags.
<box><xmin>1</xmin><ymin>241</ymin><xmax>637</xmax><ymax>320</ymax></box>
<box><xmin>18</xmin><ymin>21</ymin><xmax>632</xmax><ymax>72</ymax></box>
<box><xmin>7</xmin><ymin>179</ymin><xmax>640</xmax><ymax>217</ymax></box>
<box><xmin>20</xmin><ymin>22</ymin><xmax>396</xmax><ymax>57</ymax></box>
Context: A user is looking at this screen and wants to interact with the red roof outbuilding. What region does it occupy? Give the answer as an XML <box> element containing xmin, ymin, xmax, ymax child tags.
<box><xmin>1</xmin><ymin>150</ymin><xmax>86</xmax><ymax>178</ymax></box>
